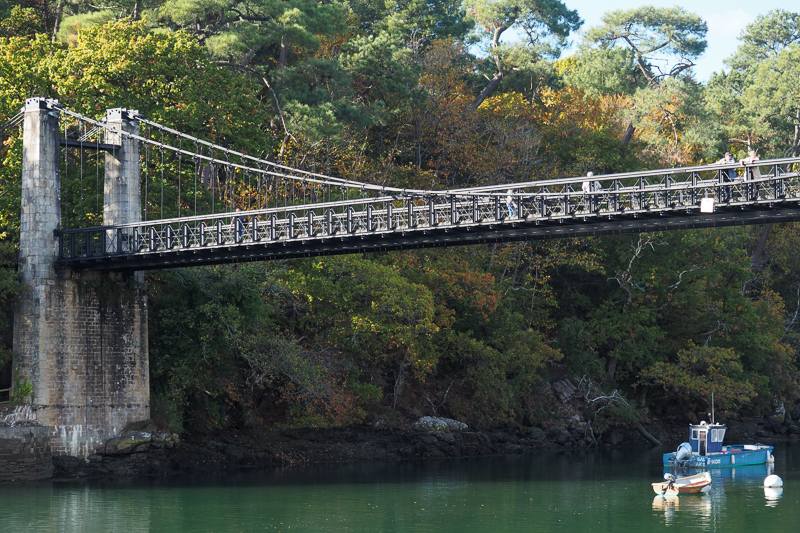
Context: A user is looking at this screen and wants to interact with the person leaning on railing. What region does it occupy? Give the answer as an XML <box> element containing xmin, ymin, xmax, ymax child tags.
<box><xmin>715</xmin><ymin>152</ymin><xmax>737</xmax><ymax>201</ymax></box>
<box><xmin>741</xmin><ymin>150</ymin><xmax>761</xmax><ymax>200</ymax></box>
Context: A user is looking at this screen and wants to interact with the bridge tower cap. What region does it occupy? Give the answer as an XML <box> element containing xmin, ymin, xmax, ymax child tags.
<box><xmin>106</xmin><ymin>108</ymin><xmax>139</xmax><ymax>121</ymax></box>
<box><xmin>24</xmin><ymin>97</ymin><xmax>59</xmax><ymax>112</ymax></box>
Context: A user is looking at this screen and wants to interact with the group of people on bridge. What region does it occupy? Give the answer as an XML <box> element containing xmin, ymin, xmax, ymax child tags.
<box><xmin>504</xmin><ymin>149</ymin><xmax>765</xmax><ymax>218</ymax></box>
<box><xmin>716</xmin><ymin>149</ymin><xmax>762</xmax><ymax>201</ymax></box>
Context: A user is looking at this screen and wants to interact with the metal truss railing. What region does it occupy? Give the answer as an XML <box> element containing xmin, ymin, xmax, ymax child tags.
<box><xmin>55</xmin><ymin>157</ymin><xmax>800</xmax><ymax>271</ymax></box>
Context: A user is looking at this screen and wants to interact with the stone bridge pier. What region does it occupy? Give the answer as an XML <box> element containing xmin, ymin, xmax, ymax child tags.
<box><xmin>13</xmin><ymin>98</ymin><xmax>149</xmax><ymax>458</ymax></box>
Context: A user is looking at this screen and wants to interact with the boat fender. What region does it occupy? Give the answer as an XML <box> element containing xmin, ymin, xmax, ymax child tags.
<box><xmin>766</xmin><ymin>451</ymin><xmax>775</xmax><ymax>464</ymax></box>
<box><xmin>764</xmin><ymin>475</ymin><xmax>783</xmax><ymax>488</ymax></box>
<box><xmin>675</xmin><ymin>442</ymin><xmax>692</xmax><ymax>462</ymax></box>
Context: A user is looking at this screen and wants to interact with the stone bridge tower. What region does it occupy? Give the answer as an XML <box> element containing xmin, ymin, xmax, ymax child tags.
<box><xmin>13</xmin><ymin>98</ymin><xmax>149</xmax><ymax>457</ymax></box>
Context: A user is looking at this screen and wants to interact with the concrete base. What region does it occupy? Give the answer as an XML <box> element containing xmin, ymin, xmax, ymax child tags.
<box><xmin>15</xmin><ymin>271</ymin><xmax>149</xmax><ymax>457</ymax></box>
<box><xmin>0</xmin><ymin>426</ymin><xmax>54</xmax><ymax>482</ymax></box>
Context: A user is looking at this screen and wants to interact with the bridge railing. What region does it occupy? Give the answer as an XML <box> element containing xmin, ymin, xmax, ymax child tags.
<box><xmin>55</xmin><ymin>158</ymin><xmax>800</xmax><ymax>264</ymax></box>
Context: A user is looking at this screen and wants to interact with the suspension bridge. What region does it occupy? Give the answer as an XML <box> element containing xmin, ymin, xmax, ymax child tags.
<box><xmin>7</xmin><ymin>99</ymin><xmax>800</xmax><ymax>272</ymax></box>
<box><xmin>5</xmin><ymin>97</ymin><xmax>800</xmax><ymax>460</ymax></box>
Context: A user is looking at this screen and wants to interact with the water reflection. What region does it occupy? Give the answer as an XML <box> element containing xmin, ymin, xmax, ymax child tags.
<box><xmin>724</xmin><ymin>462</ymin><xmax>775</xmax><ymax>482</ymax></box>
<box><xmin>1</xmin><ymin>445</ymin><xmax>798</xmax><ymax>532</ymax></box>
<box><xmin>0</xmin><ymin>483</ymin><xmax>152</xmax><ymax>533</ymax></box>
<box><xmin>764</xmin><ymin>487</ymin><xmax>783</xmax><ymax>507</ymax></box>
<box><xmin>652</xmin><ymin>461</ymin><xmax>790</xmax><ymax>526</ymax></box>
<box><xmin>666</xmin><ymin>462</ymin><xmax>774</xmax><ymax>484</ymax></box>
<box><xmin>652</xmin><ymin>494</ymin><xmax>712</xmax><ymax>526</ymax></box>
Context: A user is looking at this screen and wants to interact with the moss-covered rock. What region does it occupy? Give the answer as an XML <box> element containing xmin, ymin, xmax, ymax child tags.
<box><xmin>412</xmin><ymin>416</ymin><xmax>468</xmax><ymax>433</ymax></box>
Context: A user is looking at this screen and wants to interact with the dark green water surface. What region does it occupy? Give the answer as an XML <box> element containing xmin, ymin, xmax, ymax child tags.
<box><xmin>2</xmin><ymin>444</ymin><xmax>799</xmax><ymax>532</ymax></box>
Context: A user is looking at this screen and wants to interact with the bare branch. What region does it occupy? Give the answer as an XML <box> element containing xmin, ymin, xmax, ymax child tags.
<box><xmin>667</xmin><ymin>267</ymin><xmax>700</xmax><ymax>289</ymax></box>
<box><xmin>702</xmin><ymin>320</ymin><xmax>734</xmax><ymax>346</ymax></box>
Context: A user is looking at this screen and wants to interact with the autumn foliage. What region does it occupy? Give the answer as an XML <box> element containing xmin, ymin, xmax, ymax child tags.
<box><xmin>2</xmin><ymin>5</ymin><xmax>800</xmax><ymax>432</ymax></box>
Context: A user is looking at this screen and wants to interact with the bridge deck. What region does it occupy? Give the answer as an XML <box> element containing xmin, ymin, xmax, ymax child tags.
<box><xmin>56</xmin><ymin>159</ymin><xmax>800</xmax><ymax>271</ymax></box>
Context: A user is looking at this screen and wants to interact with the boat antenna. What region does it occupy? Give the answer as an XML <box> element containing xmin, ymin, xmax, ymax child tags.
<box><xmin>711</xmin><ymin>393</ymin><xmax>715</xmax><ymax>424</ymax></box>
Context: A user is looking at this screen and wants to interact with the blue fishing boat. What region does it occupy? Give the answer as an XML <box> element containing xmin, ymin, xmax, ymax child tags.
<box><xmin>663</xmin><ymin>420</ymin><xmax>774</xmax><ymax>468</ymax></box>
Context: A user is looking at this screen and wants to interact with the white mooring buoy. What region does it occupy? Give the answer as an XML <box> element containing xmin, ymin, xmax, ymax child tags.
<box><xmin>764</xmin><ymin>474</ymin><xmax>783</xmax><ymax>488</ymax></box>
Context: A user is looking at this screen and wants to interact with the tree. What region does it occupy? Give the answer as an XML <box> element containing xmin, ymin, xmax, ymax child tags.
<box><xmin>351</xmin><ymin>0</ymin><xmax>471</xmax><ymax>42</ymax></box>
<box><xmin>726</xmin><ymin>10</ymin><xmax>800</xmax><ymax>72</ymax></box>
<box><xmin>634</xmin><ymin>76</ymin><xmax>713</xmax><ymax>164</ymax></box>
<box><xmin>463</xmin><ymin>0</ymin><xmax>581</xmax><ymax>110</ymax></box>
<box><xmin>0</xmin><ymin>5</ymin><xmax>46</xmax><ymax>38</ymax></box>
<box><xmin>558</xmin><ymin>46</ymin><xmax>640</xmax><ymax>97</ymax></box>
<box><xmin>703</xmin><ymin>11</ymin><xmax>800</xmax><ymax>300</ymax></box>
<box><xmin>642</xmin><ymin>344</ymin><xmax>756</xmax><ymax>411</ymax></box>
<box><xmin>156</xmin><ymin>0</ymin><xmax>350</xmax><ymax>153</ymax></box>
<box><xmin>526</xmin><ymin>85</ymin><xmax>639</xmax><ymax>174</ymax></box>
<box><xmin>288</xmin><ymin>255</ymin><xmax>441</xmax><ymax>410</ymax></box>
<box><xmin>735</xmin><ymin>45</ymin><xmax>800</xmax><ymax>276</ymax></box>
<box><xmin>390</xmin><ymin>248</ymin><xmax>563</xmax><ymax>425</ymax></box>
<box><xmin>158</xmin><ymin>0</ymin><xmax>346</xmax><ymax>68</ymax></box>
<box><xmin>706</xmin><ymin>10</ymin><xmax>800</xmax><ymax>156</ymax></box>
<box><xmin>568</xmin><ymin>226</ymin><xmax>797</xmax><ymax>414</ymax></box>
<box><xmin>584</xmin><ymin>6</ymin><xmax>707</xmax><ymax>84</ymax></box>
<box><xmin>574</xmin><ymin>6</ymin><xmax>707</xmax><ymax>158</ymax></box>
<box><xmin>149</xmin><ymin>264</ymin><xmax>377</xmax><ymax>429</ymax></box>
<box><xmin>337</xmin><ymin>29</ymin><xmax>420</xmax><ymax>125</ymax></box>
<box><xmin>744</xmin><ymin>45</ymin><xmax>800</xmax><ymax>158</ymax></box>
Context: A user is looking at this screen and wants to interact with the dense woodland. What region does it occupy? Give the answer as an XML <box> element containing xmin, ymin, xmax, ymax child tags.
<box><xmin>2</xmin><ymin>1</ymin><xmax>800</xmax><ymax>436</ymax></box>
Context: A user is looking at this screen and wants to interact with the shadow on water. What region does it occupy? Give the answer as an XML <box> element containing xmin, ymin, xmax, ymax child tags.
<box><xmin>46</xmin><ymin>445</ymin><xmax>670</xmax><ymax>490</ymax></box>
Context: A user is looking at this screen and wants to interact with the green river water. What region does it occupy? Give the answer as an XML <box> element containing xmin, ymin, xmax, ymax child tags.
<box><xmin>1</xmin><ymin>444</ymin><xmax>798</xmax><ymax>532</ymax></box>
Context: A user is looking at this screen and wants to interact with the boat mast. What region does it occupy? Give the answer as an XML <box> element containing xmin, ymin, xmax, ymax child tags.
<box><xmin>712</xmin><ymin>393</ymin><xmax>715</xmax><ymax>424</ymax></box>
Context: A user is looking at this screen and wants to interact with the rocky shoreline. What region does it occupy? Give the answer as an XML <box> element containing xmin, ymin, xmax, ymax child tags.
<box><xmin>54</xmin><ymin>422</ymin><xmax>553</xmax><ymax>479</ymax></box>
<box><xmin>7</xmin><ymin>383</ymin><xmax>800</xmax><ymax>482</ymax></box>
<box><xmin>50</xmin><ymin>413</ymin><xmax>799</xmax><ymax>481</ymax></box>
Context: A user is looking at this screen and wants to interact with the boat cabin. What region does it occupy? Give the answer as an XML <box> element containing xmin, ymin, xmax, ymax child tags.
<box><xmin>665</xmin><ymin>418</ymin><xmax>772</xmax><ymax>467</ymax></box>
<box><xmin>689</xmin><ymin>421</ymin><xmax>726</xmax><ymax>455</ymax></box>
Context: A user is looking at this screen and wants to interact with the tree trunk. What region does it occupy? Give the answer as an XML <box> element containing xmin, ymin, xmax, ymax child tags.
<box><xmin>241</xmin><ymin>49</ymin><xmax>257</xmax><ymax>68</ymax></box>
<box><xmin>636</xmin><ymin>422</ymin><xmax>662</xmax><ymax>446</ymax></box>
<box><xmin>637</xmin><ymin>386</ymin><xmax>648</xmax><ymax>409</ymax></box>
<box><xmin>278</xmin><ymin>35</ymin><xmax>288</xmax><ymax>69</ymax></box>
<box><xmin>750</xmin><ymin>224</ymin><xmax>772</xmax><ymax>272</ymax></box>
<box><xmin>132</xmin><ymin>0</ymin><xmax>142</xmax><ymax>20</ymax></box>
<box><xmin>51</xmin><ymin>0</ymin><xmax>64</xmax><ymax>42</ymax></box>
<box><xmin>468</xmin><ymin>72</ymin><xmax>503</xmax><ymax>111</ymax></box>
<box><xmin>607</xmin><ymin>357</ymin><xmax>618</xmax><ymax>381</ymax></box>
<box><xmin>750</xmin><ymin>118</ymin><xmax>798</xmax><ymax>274</ymax></box>
<box><xmin>621</xmin><ymin>122</ymin><xmax>635</xmax><ymax>154</ymax></box>
<box><xmin>414</xmin><ymin>119</ymin><xmax>422</xmax><ymax>168</ymax></box>
<box><xmin>467</xmin><ymin>22</ymin><xmax>512</xmax><ymax>111</ymax></box>
<box><xmin>392</xmin><ymin>361</ymin><xmax>406</xmax><ymax>410</ymax></box>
